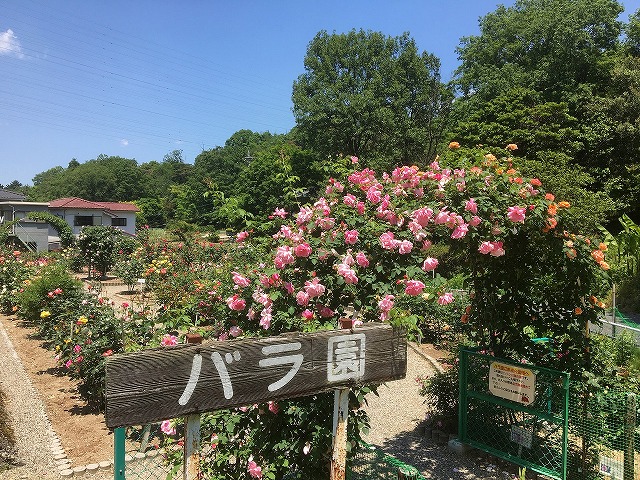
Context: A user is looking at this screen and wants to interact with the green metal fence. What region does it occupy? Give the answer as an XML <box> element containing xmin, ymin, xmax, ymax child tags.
<box><xmin>568</xmin><ymin>387</ymin><xmax>637</xmax><ymax>480</ymax></box>
<box><xmin>458</xmin><ymin>348</ymin><xmax>571</xmax><ymax>480</ymax></box>
<box><xmin>113</xmin><ymin>425</ymin><xmax>425</xmax><ymax>479</ymax></box>
<box><xmin>458</xmin><ymin>348</ymin><xmax>640</xmax><ymax>480</ymax></box>
<box><xmin>113</xmin><ymin>423</ymin><xmax>175</xmax><ymax>480</ymax></box>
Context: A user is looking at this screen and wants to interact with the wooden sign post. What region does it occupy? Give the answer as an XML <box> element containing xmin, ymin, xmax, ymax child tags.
<box><xmin>105</xmin><ymin>323</ymin><xmax>407</xmax><ymax>476</ymax></box>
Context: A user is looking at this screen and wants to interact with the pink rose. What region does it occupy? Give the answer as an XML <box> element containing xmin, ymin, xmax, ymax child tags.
<box><xmin>274</xmin><ymin>246</ymin><xmax>295</xmax><ymax>269</ymax></box>
<box><xmin>437</xmin><ymin>292</ymin><xmax>454</xmax><ymax>305</ymax></box>
<box><xmin>366</xmin><ymin>185</ymin><xmax>382</xmax><ymax>204</ymax></box>
<box><xmin>304</xmin><ymin>278</ymin><xmax>326</xmax><ymax>298</ymax></box>
<box><xmin>226</xmin><ymin>295</ymin><xmax>246</xmax><ymax>311</ymax></box>
<box><xmin>161</xmin><ymin>420</ymin><xmax>176</xmax><ymax>436</ymax></box>
<box><xmin>344</xmin><ymin>229</ymin><xmax>359</xmax><ymax>245</ymax></box>
<box><xmin>236</xmin><ymin>231</ymin><xmax>249</xmax><ymax>243</ymax></box>
<box><xmin>343</xmin><ymin>194</ymin><xmax>358</xmax><ymax>207</ymax></box>
<box><xmin>271</xmin><ymin>207</ymin><xmax>288</xmax><ymax>218</ymax></box>
<box><xmin>268</xmin><ymin>401</ymin><xmax>279</xmax><ymax>414</ymax></box>
<box><xmin>398</xmin><ymin>240</ymin><xmax>413</xmax><ymax>254</ymax></box>
<box><xmin>478</xmin><ymin>241</ymin><xmax>494</xmax><ymax>255</ymax></box>
<box><xmin>337</xmin><ymin>263</ymin><xmax>358</xmax><ymax>284</ymax></box>
<box><xmin>434</xmin><ymin>209</ymin><xmax>451</xmax><ymax>225</ymax></box>
<box><xmin>318</xmin><ymin>306</ymin><xmax>334</xmax><ymax>318</ymax></box>
<box><xmin>260</xmin><ymin>306</ymin><xmax>272</xmax><ymax>329</ymax></box>
<box><xmin>507</xmin><ymin>206</ymin><xmax>526</xmax><ymax>223</ymax></box>
<box><xmin>422</xmin><ymin>257</ymin><xmax>439</xmax><ymax>272</ymax></box>
<box><xmin>356</xmin><ymin>251</ymin><xmax>369</xmax><ymax>267</ymax></box>
<box><xmin>405</xmin><ymin>280</ymin><xmax>425</xmax><ymax>296</ymax></box>
<box><xmin>232</xmin><ymin>271</ymin><xmax>251</xmax><ymax>287</ymax></box>
<box><xmin>294</xmin><ymin>242</ymin><xmax>312</xmax><ymax>257</ymax></box>
<box><xmin>296</xmin><ymin>207</ymin><xmax>314</xmax><ymax>225</ymax></box>
<box><xmin>248</xmin><ymin>459</ymin><xmax>262</xmax><ymax>479</ymax></box>
<box><xmin>451</xmin><ymin>224</ymin><xmax>469</xmax><ymax>239</ymax></box>
<box><xmin>490</xmin><ymin>242</ymin><xmax>505</xmax><ymax>257</ymax></box>
<box><xmin>229</xmin><ymin>325</ymin><xmax>243</xmax><ymax>337</ymax></box>
<box><xmin>379</xmin><ymin>231</ymin><xmax>397</xmax><ymax>250</ymax></box>
<box><xmin>296</xmin><ymin>291</ymin><xmax>310</xmax><ymax>306</ymax></box>
<box><xmin>301</xmin><ymin>309</ymin><xmax>314</xmax><ymax>320</ymax></box>
<box><xmin>465</xmin><ymin>198</ymin><xmax>478</xmax><ymax>214</ymax></box>
<box><xmin>469</xmin><ymin>216</ymin><xmax>482</xmax><ymax>227</ymax></box>
<box><xmin>161</xmin><ymin>334</ymin><xmax>178</xmax><ymax>346</ymax></box>
<box><xmin>378</xmin><ymin>294</ymin><xmax>395</xmax><ymax>312</ymax></box>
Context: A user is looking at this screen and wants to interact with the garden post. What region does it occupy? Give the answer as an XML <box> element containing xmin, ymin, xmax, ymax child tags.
<box><xmin>623</xmin><ymin>393</ymin><xmax>635</xmax><ymax>480</ymax></box>
<box><xmin>331</xmin><ymin>318</ymin><xmax>353</xmax><ymax>480</ymax></box>
<box><xmin>184</xmin><ymin>414</ymin><xmax>201</xmax><ymax>480</ymax></box>
<box><xmin>113</xmin><ymin>427</ymin><xmax>125</xmax><ymax>480</ymax></box>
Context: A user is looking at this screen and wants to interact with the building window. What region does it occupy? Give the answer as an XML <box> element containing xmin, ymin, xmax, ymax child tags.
<box><xmin>74</xmin><ymin>216</ymin><xmax>101</xmax><ymax>226</ymax></box>
<box><xmin>111</xmin><ymin>218</ymin><xmax>127</xmax><ymax>227</ymax></box>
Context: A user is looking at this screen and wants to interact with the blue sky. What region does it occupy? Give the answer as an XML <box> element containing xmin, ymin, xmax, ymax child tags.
<box><xmin>2</xmin><ymin>0</ymin><xmax>640</xmax><ymax>187</ymax></box>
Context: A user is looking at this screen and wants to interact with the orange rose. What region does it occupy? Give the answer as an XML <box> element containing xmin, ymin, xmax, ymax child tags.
<box><xmin>558</xmin><ymin>201</ymin><xmax>570</xmax><ymax>208</ymax></box>
<box><xmin>506</xmin><ymin>143</ymin><xmax>518</xmax><ymax>151</ymax></box>
<box><xmin>548</xmin><ymin>204</ymin><xmax>558</xmax><ymax>216</ymax></box>
<box><xmin>448</xmin><ymin>141</ymin><xmax>461</xmax><ymax>149</ymax></box>
<box><xmin>575</xmin><ymin>307</ymin><xmax>582</xmax><ymax>315</ymax></box>
<box><xmin>591</xmin><ymin>250</ymin><xmax>605</xmax><ymax>263</ymax></box>
<box><xmin>545</xmin><ymin>193</ymin><xmax>555</xmax><ymax>201</ymax></box>
<box><xmin>599</xmin><ymin>242</ymin><xmax>608</xmax><ymax>252</ymax></box>
<box><xmin>506</xmin><ymin>168</ymin><xmax>517</xmax><ymax>175</ymax></box>
<box><xmin>530</xmin><ymin>178</ymin><xmax>542</xmax><ymax>187</ymax></box>
<box><xmin>546</xmin><ymin>217</ymin><xmax>558</xmax><ymax>229</ymax></box>
<box><xmin>599</xmin><ymin>261</ymin><xmax>610</xmax><ymax>270</ymax></box>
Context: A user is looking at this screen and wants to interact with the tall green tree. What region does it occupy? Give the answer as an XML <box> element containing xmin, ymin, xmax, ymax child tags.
<box><xmin>450</xmin><ymin>0</ymin><xmax>633</xmax><ymax>224</ymax></box>
<box><xmin>292</xmin><ymin>29</ymin><xmax>452</xmax><ymax>171</ymax></box>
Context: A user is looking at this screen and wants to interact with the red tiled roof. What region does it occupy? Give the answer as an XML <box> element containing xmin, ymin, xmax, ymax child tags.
<box><xmin>49</xmin><ymin>197</ymin><xmax>139</xmax><ymax>212</ymax></box>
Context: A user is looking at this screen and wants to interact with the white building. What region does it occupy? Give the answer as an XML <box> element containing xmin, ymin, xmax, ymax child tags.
<box><xmin>0</xmin><ymin>192</ymin><xmax>139</xmax><ymax>251</ymax></box>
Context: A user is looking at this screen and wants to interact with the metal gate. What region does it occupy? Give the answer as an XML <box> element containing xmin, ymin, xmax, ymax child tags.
<box><xmin>458</xmin><ymin>348</ymin><xmax>570</xmax><ymax>479</ymax></box>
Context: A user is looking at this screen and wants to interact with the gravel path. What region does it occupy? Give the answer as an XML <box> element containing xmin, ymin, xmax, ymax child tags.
<box><xmin>364</xmin><ymin>345</ymin><xmax>521</xmax><ymax>480</ymax></box>
<box><xmin>0</xmin><ymin>318</ymin><xmax>60</xmax><ymax>480</ymax></box>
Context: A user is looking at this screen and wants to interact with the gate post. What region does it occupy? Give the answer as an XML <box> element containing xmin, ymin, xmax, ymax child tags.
<box><xmin>624</xmin><ymin>393</ymin><xmax>636</xmax><ymax>480</ymax></box>
<box><xmin>457</xmin><ymin>348</ymin><xmax>468</xmax><ymax>443</ymax></box>
<box><xmin>114</xmin><ymin>427</ymin><xmax>126</xmax><ymax>480</ymax></box>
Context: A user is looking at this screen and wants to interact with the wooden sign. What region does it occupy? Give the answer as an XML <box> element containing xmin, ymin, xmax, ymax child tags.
<box><xmin>105</xmin><ymin>324</ymin><xmax>406</xmax><ymax>428</ymax></box>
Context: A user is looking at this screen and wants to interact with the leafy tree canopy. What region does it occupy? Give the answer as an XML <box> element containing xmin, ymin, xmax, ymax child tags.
<box><xmin>292</xmin><ymin>29</ymin><xmax>452</xmax><ymax>171</ymax></box>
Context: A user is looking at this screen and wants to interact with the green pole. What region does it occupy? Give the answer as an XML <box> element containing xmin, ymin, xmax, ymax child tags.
<box><xmin>114</xmin><ymin>427</ymin><xmax>126</xmax><ymax>480</ymax></box>
<box><xmin>624</xmin><ymin>393</ymin><xmax>636</xmax><ymax>480</ymax></box>
<box><xmin>561</xmin><ymin>375</ymin><xmax>570</xmax><ymax>480</ymax></box>
<box><xmin>458</xmin><ymin>347</ymin><xmax>468</xmax><ymax>443</ymax></box>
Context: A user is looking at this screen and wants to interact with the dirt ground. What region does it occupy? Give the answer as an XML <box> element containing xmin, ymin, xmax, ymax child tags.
<box><xmin>0</xmin><ymin>313</ymin><xmax>114</xmax><ymax>466</ymax></box>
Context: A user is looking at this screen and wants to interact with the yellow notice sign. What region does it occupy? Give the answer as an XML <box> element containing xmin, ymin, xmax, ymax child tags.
<box><xmin>488</xmin><ymin>362</ymin><xmax>536</xmax><ymax>405</ymax></box>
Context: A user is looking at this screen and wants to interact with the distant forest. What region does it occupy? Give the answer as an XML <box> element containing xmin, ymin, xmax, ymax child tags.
<box><xmin>5</xmin><ymin>0</ymin><xmax>640</xmax><ymax>233</ymax></box>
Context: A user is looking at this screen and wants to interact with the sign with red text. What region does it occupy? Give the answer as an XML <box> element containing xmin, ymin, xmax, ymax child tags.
<box><xmin>488</xmin><ymin>361</ymin><xmax>536</xmax><ymax>405</ymax></box>
<box><xmin>105</xmin><ymin>324</ymin><xmax>406</xmax><ymax>428</ymax></box>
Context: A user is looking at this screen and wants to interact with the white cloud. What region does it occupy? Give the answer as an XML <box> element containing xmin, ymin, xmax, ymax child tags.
<box><xmin>0</xmin><ymin>29</ymin><xmax>24</xmax><ymax>59</ymax></box>
<box><xmin>120</xmin><ymin>139</ymin><xmax>129</xmax><ymax>146</ymax></box>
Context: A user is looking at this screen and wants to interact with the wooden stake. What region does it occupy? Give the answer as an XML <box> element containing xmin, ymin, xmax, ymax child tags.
<box><xmin>331</xmin><ymin>387</ymin><xmax>349</xmax><ymax>480</ymax></box>
<box><xmin>331</xmin><ymin>318</ymin><xmax>353</xmax><ymax>480</ymax></box>
<box><xmin>184</xmin><ymin>414</ymin><xmax>201</xmax><ymax>480</ymax></box>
